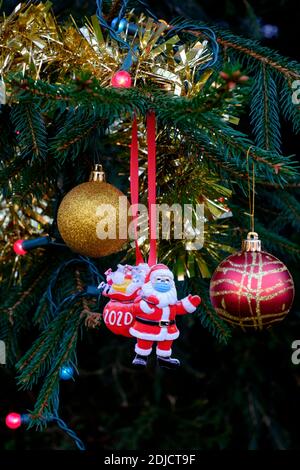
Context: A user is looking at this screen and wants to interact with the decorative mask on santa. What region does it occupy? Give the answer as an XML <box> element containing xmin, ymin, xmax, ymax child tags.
<box><xmin>130</xmin><ymin>264</ymin><xmax>201</xmax><ymax>369</ymax></box>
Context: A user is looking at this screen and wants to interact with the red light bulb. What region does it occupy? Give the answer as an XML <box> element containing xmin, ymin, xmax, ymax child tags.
<box><xmin>5</xmin><ymin>413</ymin><xmax>22</xmax><ymax>429</ymax></box>
<box><xmin>111</xmin><ymin>70</ymin><xmax>132</xmax><ymax>88</ymax></box>
<box><xmin>13</xmin><ymin>240</ymin><xmax>27</xmax><ymax>256</ymax></box>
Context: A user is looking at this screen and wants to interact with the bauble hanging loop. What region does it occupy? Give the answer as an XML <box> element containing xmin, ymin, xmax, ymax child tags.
<box><xmin>89</xmin><ymin>163</ymin><xmax>106</xmax><ymax>182</ymax></box>
<box><xmin>242</xmin><ymin>231</ymin><xmax>261</xmax><ymax>252</ymax></box>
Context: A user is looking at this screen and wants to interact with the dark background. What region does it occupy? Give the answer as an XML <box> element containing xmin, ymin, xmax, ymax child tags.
<box><xmin>1</xmin><ymin>0</ymin><xmax>300</xmax><ymax>451</ymax></box>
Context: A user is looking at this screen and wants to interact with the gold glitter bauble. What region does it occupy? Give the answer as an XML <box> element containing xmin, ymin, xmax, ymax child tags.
<box><xmin>57</xmin><ymin>180</ymin><xmax>130</xmax><ymax>258</ymax></box>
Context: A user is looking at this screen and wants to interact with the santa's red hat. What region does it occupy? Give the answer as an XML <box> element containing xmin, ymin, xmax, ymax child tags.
<box><xmin>145</xmin><ymin>264</ymin><xmax>174</xmax><ymax>283</ymax></box>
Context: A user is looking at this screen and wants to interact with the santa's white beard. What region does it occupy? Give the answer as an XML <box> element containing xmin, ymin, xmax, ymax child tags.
<box><xmin>142</xmin><ymin>281</ymin><xmax>178</xmax><ymax>308</ymax></box>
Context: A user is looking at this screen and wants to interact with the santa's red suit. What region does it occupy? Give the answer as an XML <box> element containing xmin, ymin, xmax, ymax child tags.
<box><xmin>129</xmin><ymin>264</ymin><xmax>200</xmax><ymax>358</ymax></box>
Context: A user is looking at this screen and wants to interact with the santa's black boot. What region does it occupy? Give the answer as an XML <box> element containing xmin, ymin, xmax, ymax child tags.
<box><xmin>132</xmin><ymin>354</ymin><xmax>148</xmax><ymax>368</ymax></box>
<box><xmin>157</xmin><ymin>356</ymin><xmax>180</xmax><ymax>370</ymax></box>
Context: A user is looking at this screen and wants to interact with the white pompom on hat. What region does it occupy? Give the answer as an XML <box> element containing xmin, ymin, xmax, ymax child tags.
<box><xmin>145</xmin><ymin>264</ymin><xmax>174</xmax><ymax>284</ymax></box>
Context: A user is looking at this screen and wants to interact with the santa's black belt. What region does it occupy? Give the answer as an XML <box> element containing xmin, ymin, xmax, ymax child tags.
<box><xmin>135</xmin><ymin>317</ymin><xmax>176</xmax><ymax>327</ymax></box>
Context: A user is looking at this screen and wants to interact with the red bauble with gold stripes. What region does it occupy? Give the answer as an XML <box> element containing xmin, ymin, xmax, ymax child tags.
<box><xmin>209</xmin><ymin>232</ymin><xmax>294</xmax><ymax>330</ymax></box>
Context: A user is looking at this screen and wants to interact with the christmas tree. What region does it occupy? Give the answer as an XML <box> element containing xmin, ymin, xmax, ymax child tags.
<box><xmin>1</xmin><ymin>0</ymin><xmax>300</xmax><ymax>450</ymax></box>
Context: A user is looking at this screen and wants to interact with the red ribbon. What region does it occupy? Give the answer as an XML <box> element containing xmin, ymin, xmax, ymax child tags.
<box><xmin>146</xmin><ymin>110</ymin><xmax>157</xmax><ymax>266</ymax></box>
<box><xmin>130</xmin><ymin>114</ymin><xmax>144</xmax><ymax>265</ymax></box>
<box><xmin>130</xmin><ymin>111</ymin><xmax>157</xmax><ymax>266</ymax></box>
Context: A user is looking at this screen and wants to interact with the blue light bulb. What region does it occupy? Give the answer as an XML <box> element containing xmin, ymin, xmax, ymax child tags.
<box><xmin>111</xmin><ymin>17</ymin><xmax>128</xmax><ymax>33</ymax></box>
<box><xmin>59</xmin><ymin>365</ymin><xmax>74</xmax><ymax>381</ymax></box>
<box><xmin>111</xmin><ymin>17</ymin><xmax>119</xmax><ymax>31</ymax></box>
<box><xmin>118</xmin><ymin>18</ymin><xmax>128</xmax><ymax>33</ymax></box>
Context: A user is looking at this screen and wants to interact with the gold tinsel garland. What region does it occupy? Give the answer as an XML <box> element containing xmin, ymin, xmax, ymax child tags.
<box><xmin>0</xmin><ymin>2</ymin><xmax>213</xmax><ymax>97</ymax></box>
<box><xmin>0</xmin><ymin>3</ymin><xmax>235</xmax><ymax>277</ymax></box>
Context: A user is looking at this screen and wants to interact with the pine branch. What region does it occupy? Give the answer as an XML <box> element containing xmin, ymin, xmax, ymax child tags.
<box><xmin>10</xmin><ymin>103</ymin><xmax>47</xmax><ymax>160</ymax></box>
<box><xmin>199</xmin><ymin>295</ymin><xmax>231</xmax><ymax>344</ymax></box>
<box><xmin>74</xmin><ymin>270</ymin><xmax>96</xmax><ymax>320</ymax></box>
<box><xmin>257</xmin><ymin>222</ymin><xmax>300</xmax><ymax>259</ymax></box>
<box><xmin>280</xmin><ymin>79</ymin><xmax>300</xmax><ymax>134</ymax></box>
<box><xmin>50</xmin><ymin>114</ymin><xmax>105</xmax><ymax>162</ymax></box>
<box><xmin>178</xmin><ymin>22</ymin><xmax>300</xmax><ymax>144</ymax></box>
<box><xmin>233</xmin><ymin>218</ymin><xmax>300</xmax><ymax>260</ymax></box>
<box><xmin>268</xmin><ymin>191</ymin><xmax>300</xmax><ymax>231</ymax></box>
<box><xmin>17</xmin><ymin>306</ymin><xmax>79</xmax><ymax>388</ymax></box>
<box><xmin>169</xmin><ymin>20</ymin><xmax>299</xmax><ymax>80</ymax></box>
<box><xmin>0</xmin><ymin>158</ymin><xmax>54</xmax><ymax>203</ymax></box>
<box><xmin>176</xmin><ymin>276</ymin><xmax>232</xmax><ymax>343</ymax></box>
<box><xmin>4</xmin><ymin>268</ymin><xmax>48</xmax><ymax>324</ymax></box>
<box><xmin>156</xmin><ymin>111</ymin><xmax>297</xmax><ymax>182</ymax></box>
<box><xmin>8</xmin><ymin>77</ymin><xmax>148</xmax><ymax>119</ymax></box>
<box><xmin>7</xmin><ymin>76</ymin><xmax>299</xmax><ymax>186</ymax></box>
<box><xmin>0</xmin><ymin>107</ymin><xmax>16</xmax><ymax>160</ymax></box>
<box><xmin>250</xmin><ymin>65</ymin><xmax>281</xmax><ymax>152</ymax></box>
<box><xmin>214</xmin><ymin>29</ymin><xmax>300</xmax><ymax>81</ymax></box>
<box><xmin>55</xmin><ymin>122</ymin><xmax>98</xmax><ymax>152</ymax></box>
<box><xmin>31</xmin><ymin>312</ymin><xmax>81</xmax><ymax>418</ymax></box>
<box><xmin>0</xmin><ymin>260</ymin><xmax>51</xmax><ymax>365</ymax></box>
<box><xmin>201</xmin><ymin>152</ymin><xmax>300</xmax><ymax>189</ymax></box>
<box><xmin>257</xmin><ymin>181</ymin><xmax>300</xmax><ymax>189</ymax></box>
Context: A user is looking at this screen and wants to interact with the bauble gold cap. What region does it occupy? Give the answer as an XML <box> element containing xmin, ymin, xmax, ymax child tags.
<box><xmin>89</xmin><ymin>164</ymin><xmax>106</xmax><ymax>182</ymax></box>
<box><xmin>242</xmin><ymin>231</ymin><xmax>261</xmax><ymax>252</ymax></box>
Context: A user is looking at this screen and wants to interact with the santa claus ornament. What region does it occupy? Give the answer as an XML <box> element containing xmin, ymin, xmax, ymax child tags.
<box><xmin>101</xmin><ymin>111</ymin><xmax>201</xmax><ymax>369</ymax></box>
<box><xmin>130</xmin><ymin>264</ymin><xmax>201</xmax><ymax>369</ymax></box>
